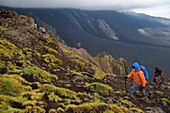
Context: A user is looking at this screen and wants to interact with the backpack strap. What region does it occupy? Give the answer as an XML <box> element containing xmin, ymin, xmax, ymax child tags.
<box><xmin>137</xmin><ymin>70</ymin><xmax>142</xmax><ymax>85</ymax></box>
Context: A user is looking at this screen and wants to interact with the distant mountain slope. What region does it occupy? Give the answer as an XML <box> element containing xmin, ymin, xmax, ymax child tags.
<box><xmin>2</xmin><ymin>7</ymin><xmax>169</xmax><ymax>44</ymax></box>
<box><xmin>1</xmin><ymin>7</ymin><xmax>170</xmax><ymax>77</ymax></box>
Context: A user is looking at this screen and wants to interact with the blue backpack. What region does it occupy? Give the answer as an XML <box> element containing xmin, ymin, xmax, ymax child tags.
<box><xmin>139</xmin><ymin>65</ymin><xmax>149</xmax><ymax>81</ymax></box>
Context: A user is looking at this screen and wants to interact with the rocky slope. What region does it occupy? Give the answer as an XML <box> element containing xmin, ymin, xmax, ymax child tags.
<box><xmin>0</xmin><ymin>9</ymin><xmax>170</xmax><ymax>113</ymax></box>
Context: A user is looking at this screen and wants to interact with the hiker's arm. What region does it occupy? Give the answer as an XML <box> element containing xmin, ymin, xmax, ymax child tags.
<box><xmin>127</xmin><ymin>71</ymin><xmax>133</xmax><ymax>78</ymax></box>
<box><xmin>139</xmin><ymin>71</ymin><xmax>146</xmax><ymax>86</ymax></box>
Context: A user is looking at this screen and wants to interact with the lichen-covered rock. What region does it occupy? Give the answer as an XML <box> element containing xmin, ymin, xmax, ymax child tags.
<box><xmin>95</xmin><ymin>52</ymin><xmax>131</xmax><ymax>76</ymax></box>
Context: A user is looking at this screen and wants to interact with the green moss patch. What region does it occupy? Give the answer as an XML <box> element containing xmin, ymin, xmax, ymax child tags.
<box><xmin>43</xmin><ymin>53</ymin><xmax>62</xmax><ymax>66</ymax></box>
<box><xmin>39</xmin><ymin>84</ymin><xmax>57</xmax><ymax>94</ymax></box>
<box><xmin>66</xmin><ymin>103</ymin><xmax>126</xmax><ymax>113</ymax></box>
<box><xmin>48</xmin><ymin>92</ymin><xmax>62</xmax><ymax>102</ymax></box>
<box><xmin>56</xmin><ymin>87</ymin><xmax>77</xmax><ymax>99</ymax></box>
<box><xmin>85</xmin><ymin>82</ymin><xmax>113</xmax><ymax>96</ymax></box>
<box><xmin>0</xmin><ymin>38</ymin><xmax>17</xmax><ymax>60</ymax></box>
<box><xmin>42</xmin><ymin>46</ymin><xmax>59</xmax><ymax>55</ymax></box>
<box><xmin>120</xmin><ymin>99</ymin><xmax>135</xmax><ymax>107</ymax></box>
<box><xmin>72</xmin><ymin>59</ymin><xmax>85</xmax><ymax>70</ymax></box>
<box><xmin>115</xmin><ymin>90</ymin><xmax>126</xmax><ymax>95</ymax></box>
<box><xmin>22</xmin><ymin>66</ymin><xmax>58</xmax><ymax>83</ymax></box>
<box><xmin>21</xmin><ymin>91</ymin><xmax>43</xmax><ymax>101</ymax></box>
<box><xmin>0</xmin><ymin>94</ymin><xmax>26</xmax><ymax>112</ymax></box>
<box><xmin>93</xmin><ymin>65</ymin><xmax>106</xmax><ymax>79</ymax></box>
<box><xmin>161</xmin><ymin>98</ymin><xmax>169</xmax><ymax>106</ymax></box>
<box><xmin>0</xmin><ymin>76</ymin><xmax>31</xmax><ymax>96</ymax></box>
<box><xmin>129</xmin><ymin>107</ymin><xmax>144</xmax><ymax>113</ymax></box>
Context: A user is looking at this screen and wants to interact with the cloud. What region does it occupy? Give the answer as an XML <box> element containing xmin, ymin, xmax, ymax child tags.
<box><xmin>1</xmin><ymin>0</ymin><xmax>170</xmax><ymax>18</ymax></box>
<box><xmin>138</xmin><ymin>29</ymin><xmax>151</xmax><ymax>37</ymax></box>
<box><xmin>138</xmin><ymin>28</ymin><xmax>170</xmax><ymax>41</ymax></box>
<box><xmin>1</xmin><ymin>0</ymin><xmax>169</xmax><ymax>9</ymax></box>
<box><xmin>131</xmin><ymin>5</ymin><xmax>170</xmax><ymax>18</ymax></box>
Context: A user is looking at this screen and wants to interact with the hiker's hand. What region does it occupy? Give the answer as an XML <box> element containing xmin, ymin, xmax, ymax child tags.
<box><xmin>124</xmin><ymin>76</ymin><xmax>128</xmax><ymax>80</ymax></box>
<box><xmin>139</xmin><ymin>85</ymin><xmax>145</xmax><ymax>91</ymax></box>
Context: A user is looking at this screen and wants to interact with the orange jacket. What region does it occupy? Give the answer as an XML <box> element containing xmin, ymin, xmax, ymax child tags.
<box><xmin>127</xmin><ymin>69</ymin><xmax>146</xmax><ymax>86</ymax></box>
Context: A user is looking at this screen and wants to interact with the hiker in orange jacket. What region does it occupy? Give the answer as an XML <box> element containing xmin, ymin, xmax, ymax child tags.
<box><xmin>125</xmin><ymin>63</ymin><xmax>147</xmax><ymax>99</ymax></box>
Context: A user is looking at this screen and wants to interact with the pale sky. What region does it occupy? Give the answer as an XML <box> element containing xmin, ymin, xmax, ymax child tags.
<box><xmin>1</xmin><ymin>0</ymin><xmax>170</xmax><ymax>19</ymax></box>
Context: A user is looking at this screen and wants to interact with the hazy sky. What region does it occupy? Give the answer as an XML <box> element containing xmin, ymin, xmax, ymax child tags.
<box><xmin>1</xmin><ymin>0</ymin><xmax>170</xmax><ymax>18</ymax></box>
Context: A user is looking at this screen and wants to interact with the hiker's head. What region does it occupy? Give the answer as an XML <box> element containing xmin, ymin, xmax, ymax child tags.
<box><xmin>132</xmin><ymin>63</ymin><xmax>139</xmax><ymax>71</ymax></box>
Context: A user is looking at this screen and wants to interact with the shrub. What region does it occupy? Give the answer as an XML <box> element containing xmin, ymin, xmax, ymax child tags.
<box><xmin>56</xmin><ymin>107</ymin><xmax>65</xmax><ymax>113</ymax></box>
<box><xmin>0</xmin><ymin>26</ymin><xmax>8</xmax><ymax>31</ymax></box>
<box><xmin>92</xmin><ymin>65</ymin><xmax>106</xmax><ymax>79</ymax></box>
<box><xmin>66</xmin><ymin>103</ymin><xmax>126</xmax><ymax>113</ymax></box>
<box><xmin>72</xmin><ymin>59</ymin><xmax>85</xmax><ymax>70</ymax></box>
<box><xmin>43</xmin><ymin>46</ymin><xmax>59</xmax><ymax>55</ymax></box>
<box><xmin>0</xmin><ymin>100</ymin><xmax>25</xmax><ymax>113</ymax></box>
<box><xmin>115</xmin><ymin>90</ymin><xmax>126</xmax><ymax>95</ymax></box>
<box><xmin>3</xmin><ymin>74</ymin><xmax>30</xmax><ymax>85</ymax></box>
<box><xmin>22</xmin><ymin>66</ymin><xmax>58</xmax><ymax>83</ymax></box>
<box><xmin>85</xmin><ymin>82</ymin><xmax>113</xmax><ymax>96</ymax></box>
<box><xmin>0</xmin><ymin>62</ymin><xmax>5</xmax><ymax>68</ymax></box>
<box><xmin>24</xmin><ymin>105</ymin><xmax>45</xmax><ymax>113</ymax></box>
<box><xmin>22</xmin><ymin>67</ymin><xmax>37</xmax><ymax>76</ymax></box>
<box><xmin>48</xmin><ymin>92</ymin><xmax>62</xmax><ymax>102</ymax></box>
<box><xmin>21</xmin><ymin>91</ymin><xmax>43</xmax><ymax>101</ymax></box>
<box><xmin>129</xmin><ymin>107</ymin><xmax>144</xmax><ymax>113</ymax></box>
<box><xmin>103</xmin><ymin>110</ymin><xmax>114</xmax><ymax>113</ymax></box>
<box><xmin>7</xmin><ymin>69</ymin><xmax>23</xmax><ymax>74</ymax></box>
<box><xmin>161</xmin><ymin>98</ymin><xmax>169</xmax><ymax>106</ymax></box>
<box><xmin>39</xmin><ymin>84</ymin><xmax>57</xmax><ymax>94</ymax></box>
<box><xmin>120</xmin><ymin>99</ymin><xmax>134</xmax><ymax>107</ymax></box>
<box><xmin>19</xmin><ymin>15</ymin><xmax>28</xmax><ymax>19</ymax></box>
<box><xmin>43</xmin><ymin>54</ymin><xmax>62</xmax><ymax>65</ymax></box>
<box><xmin>0</xmin><ymin>39</ymin><xmax>17</xmax><ymax>60</ymax></box>
<box><xmin>0</xmin><ymin>95</ymin><xmax>27</xmax><ymax>106</ymax></box>
<box><xmin>0</xmin><ymin>76</ymin><xmax>30</xmax><ymax>96</ymax></box>
<box><xmin>56</xmin><ymin>87</ymin><xmax>77</xmax><ymax>99</ymax></box>
<box><xmin>155</xmin><ymin>91</ymin><xmax>164</xmax><ymax>96</ymax></box>
<box><xmin>49</xmin><ymin>109</ymin><xmax>57</xmax><ymax>113</ymax></box>
<box><xmin>61</xmin><ymin>47</ymin><xmax>75</xmax><ymax>56</ymax></box>
<box><xmin>65</xmin><ymin>84</ymin><xmax>71</xmax><ymax>88</ymax></box>
<box><xmin>65</xmin><ymin>103</ymin><xmax>105</xmax><ymax>113</ymax></box>
<box><xmin>70</xmin><ymin>70</ymin><xmax>88</xmax><ymax>79</ymax></box>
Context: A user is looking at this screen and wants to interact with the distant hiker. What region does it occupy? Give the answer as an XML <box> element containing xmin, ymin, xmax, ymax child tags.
<box><xmin>124</xmin><ymin>63</ymin><xmax>148</xmax><ymax>99</ymax></box>
<box><xmin>153</xmin><ymin>66</ymin><xmax>163</xmax><ymax>84</ymax></box>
